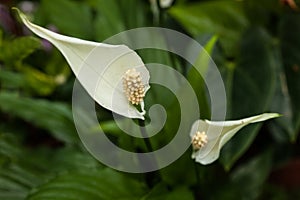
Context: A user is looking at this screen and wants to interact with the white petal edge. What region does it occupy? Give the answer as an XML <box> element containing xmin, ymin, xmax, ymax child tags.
<box><xmin>159</xmin><ymin>0</ymin><xmax>174</xmax><ymax>8</ymax></box>
<box><xmin>190</xmin><ymin>113</ymin><xmax>280</xmax><ymax>165</ymax></box>
<box><xmin>14</xmin><ymin>8</ymin><xmax>150</xmax><ymax>119</ymax></box>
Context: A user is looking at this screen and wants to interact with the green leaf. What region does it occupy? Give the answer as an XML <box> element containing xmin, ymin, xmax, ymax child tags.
<box><xmin>0</xmin><ymin>133</ymin><xmax>101</xmax><ymax>200</ymax></box>
<box><xmin>243</xmin><ymin>0</ymin><xmax>281</xmax><ymax>26</ymax></box>
<box><xmin>160</xmin><ymin>152</ymin><xmax>197</xmax><ymax>186</ymax></box>
<box><xmin>0</xmin><ymin>70</ymin><xmax>25</xmax><ymax>89</ymax></box>
<box><xmin>0</xmin><ymin>92</ymin><xmax>77</xmax><ymax>143</ymax></box>
<box><xmin>27</xmin><ymin>168</ymin><xmax>147</xmax><ymax>200</ymax></box>
<box><xmin>91</xmin><ymin>0</ymin><xmax>126</xmax><ymax>41</ymax></box>
<box><xmin>269</xmin><ymin>49</ymin><xmax>295</xmax><ymax>142</ymax></box>
<box><xmin>21</xmin><ymin>65</ymin><xmax>58</xmax><ymax>96</ymax></box>
<box><xmin>168</xmin><ymin>0</ymin><xmax>248</xmax><ymax>56</ymax></box>
<box><xmin>279</xmin><ymin>12</ymin><xmax>300</xmax><ymax>140</ymax></box>
<box><xmin>144</xmin><ymin>184</ymin><xmax>194</xmax><ymax>200</ymax></box>
<box><xmin>0</xmin><ymin>134</ymin><xmax>44</xmax><ymax>200</ymax></box>
<box><xmin>230</xmin><ymin>150</ymin><xmax>273</xmax><ymax>199</ymax></box>
<box><xmin>212</xmin><ymin>150</ymin><xmax>272</xmax><ymax>200</ymax></box>
<box><xmin>187</xmin><ymin>35</ymin><xmax>218</xmax><ymax>118</ymax></box>
<box><xmin>40</xmin><ymin>0</ymin><xmax>93</xmax><ymax>39</ymax></box>
<box><xmin>0</xmin><ymin>36</ymin><xmax>40</xmax><ymax>65</ymax></box>
<box><xmin>220</xmin><ymin>28</ymin><xmax>276</xmax><ymax>169</ymax></box>
<box><xmin>0</xmin><ymin>67</ymin><xmax>61</xmax><ymax>96</ymax></box>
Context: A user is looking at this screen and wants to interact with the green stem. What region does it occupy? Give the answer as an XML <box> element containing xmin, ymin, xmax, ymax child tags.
<box><xmin>138</xmin><ymin>119</ymin><xmax>153</xmax><ymax>152</ymax></box>
<box><xmin>193</xmin><ymin>161</ymin><xmax>202</xmax><ymax>199</ymax></box>
<box><xmin>138</xmin><ymin>119</ymin><xmax>162</xmax><ymax>187</ymax></box>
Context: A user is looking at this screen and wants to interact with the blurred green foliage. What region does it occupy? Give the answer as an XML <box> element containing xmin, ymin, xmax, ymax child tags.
<box><xmin>0</xmin><ymin>0</ymin><xmax>300</xmax><ymax>199</ymax></box>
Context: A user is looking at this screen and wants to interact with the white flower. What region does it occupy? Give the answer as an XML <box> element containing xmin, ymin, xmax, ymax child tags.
<box><xmin>159</xmin><ymin>0</ymin><xmax>174</xmax><ymax>8</ymax></box>
<box><xmin>14</xmin><ymin>8</ymin><xmax>150</xmax><ymax>119</ymax></box>
<box><xmin>190</xmin><ymin>113</ymin><xmax>280</xmax><ymax>165</ymax></box>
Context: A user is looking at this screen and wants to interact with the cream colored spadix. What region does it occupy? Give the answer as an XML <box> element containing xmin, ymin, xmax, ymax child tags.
<box><xmin>190</xmin><ymin>113</ymin><xmax>280</xmax><ymax>165</ymax></box>
<box><xmin>13</xmin><ymin>8</ymin><xmax>150</xmax><ymax>119</ymax></box>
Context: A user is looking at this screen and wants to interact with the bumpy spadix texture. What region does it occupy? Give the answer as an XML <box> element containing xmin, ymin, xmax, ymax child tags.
<box><xmin>190</xmin><ymin>113</ymin><xmax>280</xmax><ymax>165</ymax></box>
<box><xmin>123</xmin><ymin>69</ymin><xmax>145</xmax><ymax>105</ymax></box>
<box><xmin>14</xmin><ymin>8</ymin><xmax>150</xmax><ymax>119</ymax></box>
<box><xmin>192</xmin><ymin>131</ymin><xmax>208</xmax><ymax>150</ymax></box>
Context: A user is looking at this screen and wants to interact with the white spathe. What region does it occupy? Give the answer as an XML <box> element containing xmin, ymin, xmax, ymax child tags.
<box><xmin>14</xmin><ymin>8</ymin><xmax>150</xmax><ymax>119</ymax></box>
<box><xmin>190</xmin><ymin>113</ymin><xmax>280</xmax><ymax>165</ymax></box>
<box><xmin>159</xmin><ymin>0</ymin><xmax>174</xmax><ymax>8</ymax></box>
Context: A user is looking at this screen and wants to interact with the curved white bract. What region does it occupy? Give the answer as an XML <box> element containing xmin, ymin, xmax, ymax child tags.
<box><xmin>14</xmin><ymin>8</ymin><xmax>150</xmax><ymax>119</ymax></box>
<box><xmin>190</xmin><ymin>113</ymin><xmax>280</xmax><ymax>165</ymax></box>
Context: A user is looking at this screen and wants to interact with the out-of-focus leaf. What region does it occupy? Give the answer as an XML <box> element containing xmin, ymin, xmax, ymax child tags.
<box><xmin>91</xmin><ymin>0</ymin><xmax>148</xmax><ymax>41</ymax></box>
<box><xmin>0</xmin><ymin>134</ymin><xmax>43</xmax><ymax>200</ymax></box>
<box><xmin>220</xmin><ymin>28</ymin><xmax>276</xmax><ymax>169</ymax></box>
<box><xmin>45</xmin><ymin>147</ymin><xmax>100</xmax><ymax>172</ymax></box>
<box><xmin>211</xmin><ymin>150</ymin><xmax>272</xmax><ymax>200</ymax></box>
<box><xmin>0</xmin><ymin>164</ymin><xmax>42</xmax><ymax>200</ymax></box>
<box><xmin>0</xmin><ymin>92</ymin><xmax>77</xmax><ymax>143</ymax></box>
<box><xmin>244</xmin><ymin>0</ymin><xmax>281</xmax><ymax>26</ymax></box>
<box><xmin>269</xmin><ymin>48</ymin><xmax>294</xmax><ymax>142</ymax></box>
<box><xmin>160</xmin><ymin>151</ymin><xmax>196</xmax><ymax>187</ymax></box>
<box><xmin>0</xmin><ymin>29</ymin><xmax>2</xmax><ymax>45</ymax></box>
<box><xmin>21</xmin><ymin>65</ymin><xmax>59</xmax><ymax>96</ymax></box>
<box><xmin>0</xmin><ymin>36</ymin><xmax>40</xmax><ymax>65</ymax></box>
<box><xmin>0</xmin><ymin>68</ymin><xmax>62</xmax><ymax>96</ymax></box>
<box><xmin>40</xmin><ymin>0</ymin><xmax>93</xmax><ymax>39</ymax></box>
<box><xmin>0</xmin><ymin>70</ymin><xmax>25</xmax><ymax>89</ymax></box>
<box><xmin>187</xmin><ymin>35</ymin><xmax>218</xmax><ymax>119</ymax></box>
<box><xmin>91</xmin><ymin>0</ymin><xmax>126</xmax><ymax>41</ymax></box>
<box><xmin>0</xmin><ymin>131</ymin><xmax>103</xmax><ymax>200</ymax></box>
<box><xmin>230</xmin><ymin>150</ymin><xmax>273</xmax><ymax>199</ymax></box>
<box><xmin>168</xmin><ymin>0</ymin><xmax>248</xmax><ymax>56</ymax></box>
<box><xmin>279</xmin><ymin>12</ymin><xmax>300</xmax><ymax>140</ymax></box>
<box><xmin>144</xmin><ymin>184</ymin><xmax>194</xmax><ymax>200</ymax></box>
<box><xmin>26</xmin><ymin>168</ymin><xmax>147</xmax><ymax>200</ymax></box>
<box><xmin>117</xmin><ymin>0</ymin><xmax>149</xmax><ymax>29</ymax></box>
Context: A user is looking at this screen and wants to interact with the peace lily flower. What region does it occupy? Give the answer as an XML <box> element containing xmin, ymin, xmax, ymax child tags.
<box><xmin>159</xmin><ymin>0</ymin><xmax>174</xmax><ymax>8</ymax></box>
<box><xmin>190</xmin><ymin>113</ymin><xmax>280</xmax><ymax>165</ymax></box>
<box><xmin>13</xmin><ymin>8</ymin><xmax>150</xmax><ymax>119</ymax></box>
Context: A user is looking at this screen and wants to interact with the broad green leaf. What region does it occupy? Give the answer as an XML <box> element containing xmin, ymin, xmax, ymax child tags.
<box><xmin>0</xmin><ymin>92</ymin><xmax>77</xmax><ymax>143</ymax></box>
<box><xmin>118</xmin><ymin>0</ymin><xmax>149</xmax><ymax>29</ymax></box>
<box><xmin>27</xmin><ymin>168</ymin><xmax>147</xmax><ymax>200</ymax></box>
<box><xmin>243</xmin><ymin>0</ymin><xmax>281</xmax><ymax>25</ymax></box>
<box><xmin>220</xmin><ymin>28</ymin><xmax>277</xmax><ymax>169</ymax></box>
<box><xmin>0</xmin><ymin>133</ymin><xmax>101</xmax><ymax>200</ymax></box>
<box><xmin>230</xmin><ymin>150</ymin><xmax>272</xmax><ymax>199</ymax></box>
<box><xmin>279</xmin><ymin>12</ymin><xmax>300</xmax><ymax>140</ymax></box>
<box><xmin>269</xmin><ymin>49</ymin><xmax>294</xmax><ymax>142</ymax></box>
<box><xmin>187</xmin><ymin>35</ymin><xmax>218</xmax><ymax>119</ymax></box>
<box><xmin>0</xmin><ymin>36</ymin><xmax>40</xmax><ymax>65</ymax></box>
<box><xmin>91</xmin><ymin>0</ymin><xmax>126</xmax><ymax>41</ymax></box>
<box><xmin>0</xmin><ymin>70</ymin><xmax>25</xmax><ymax>89</ymax></box>
<box><xmin>160</xmin><ymin>151</ymin><xmax>197</xmax><ymax>186</ymax></box>
<box><xmin>144</xmin><ymin>185</ymin><xmax>194</xmax><ymax>200</ymax></box>
<box><xmin>169</xmin><ymin>0</ymin><xmax>248</xmax><ymax>56</ymax></box>
<box><xmin>21</xmin><ymin>65</ymin><xmax>58</xmax><ymax>96</ymax></box>
<box><xmin>0</xmin><ymin>134</ymin><xmax>44</xmax><ymax>200</ymax></box>
<box><xmin>40</xmin><ymin>0</ymin><xmax>93</xmax><ymax>39</ymax></box>
<box><xmin>45</xmin><ymin>147</ymin><xmax>100</xmax><ymax>172</ymax></box>
<box><xmin>91</xmin><ymin>0</ymin><xmax>148</xmax><ymax>41</ymax></box>
<box><xmin>0</xmin><ymin>68</ymin><xmax>61</xmax><ymax>96</ymax></box>
<box><xmin>211</xmin><ymin>150</ymin><xmax>272</xmax><ymax>200</ymax></box>
<box><xmin>0</xmin><ymin>139</ymin><xmax>95</xmax><ymax>200</ymax></box>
